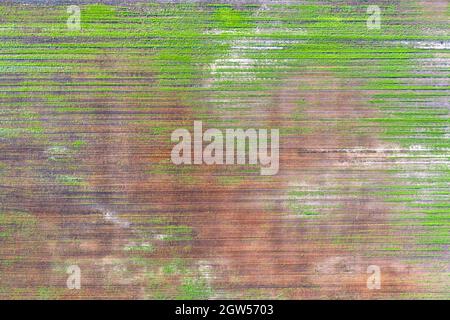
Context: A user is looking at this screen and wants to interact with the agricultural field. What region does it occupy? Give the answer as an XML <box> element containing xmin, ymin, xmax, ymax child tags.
<box><xmin>0</xmin><ymin>0</ymin><xmax>448</xmax><ymax>299</ymax></box>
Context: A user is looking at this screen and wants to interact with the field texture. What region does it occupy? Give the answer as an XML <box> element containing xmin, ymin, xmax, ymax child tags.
<box><xmin>0</xmin><ymin>0</ymin><xmax>448</xmax><ymax>299</ymax></box>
